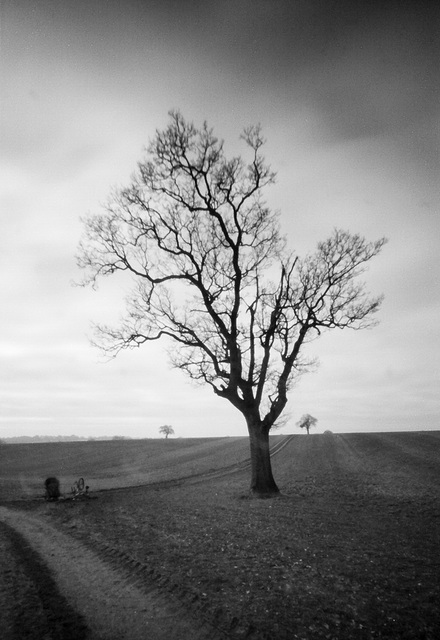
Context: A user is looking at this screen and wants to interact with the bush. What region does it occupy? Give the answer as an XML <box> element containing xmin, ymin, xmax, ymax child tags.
<box><xmin>44</xmin><ymin>477</ymin><xmax>60</xmax><ymax>500</ymax></box>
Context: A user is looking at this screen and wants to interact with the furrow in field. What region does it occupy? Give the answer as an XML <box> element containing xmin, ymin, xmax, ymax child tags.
<box><xmin>179</xmin><ymin>434</ymin><xmax>296</xmax><ymax>485</ymax></box>
<box><xmin>335</xmin><ymin>433</ymin><xmax>440</xmax><ymax>499</ymax></box>
<box><xmin>272</xmin><ymin>432</ymin><xmax>440</xmax><ymax>503</ymax></box>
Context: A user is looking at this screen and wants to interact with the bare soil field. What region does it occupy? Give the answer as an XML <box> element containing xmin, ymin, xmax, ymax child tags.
<box><xmin>1</xmin><ymin>432</ymin><xmax>439</xmax><ymax>639</ymax></box>
<box><xmin>0</xmin><ymin>436</ymin><xmax>253</xmax><ymax>500</ymax></box>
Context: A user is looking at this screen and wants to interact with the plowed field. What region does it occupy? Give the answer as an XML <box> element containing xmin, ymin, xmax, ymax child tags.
<box><xmin>1</xmin><ymin>432</ymin><xmax>439</xmax><ymax>639</ymax></box>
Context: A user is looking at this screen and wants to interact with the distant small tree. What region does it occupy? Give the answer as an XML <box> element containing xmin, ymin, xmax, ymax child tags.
<box><xmin>297</xmin><ymin>414</ymin><xmax>318</xmax><ymax>435</ymax></box>
<box><xmin>159</xmin><ymin>425</ymin><xmax>175</xmax><ymax>439</ymax></box>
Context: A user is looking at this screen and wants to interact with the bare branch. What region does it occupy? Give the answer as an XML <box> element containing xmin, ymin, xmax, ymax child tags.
<box><xmin>77</xmin><ymin>114</ymin><xmax>387</xmax><ymax>440</ymax></box>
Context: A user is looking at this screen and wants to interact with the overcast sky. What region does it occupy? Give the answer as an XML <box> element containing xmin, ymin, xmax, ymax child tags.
<box><xmin>1</xmin><ymin>0</ymin><xmax>439</xmax><ymax>438</ymax></box>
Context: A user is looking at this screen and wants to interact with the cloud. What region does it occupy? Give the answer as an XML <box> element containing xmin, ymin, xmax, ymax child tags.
<box><xmin>1</xmin><ymin>0</ymin><xmax>438</xmax><ymax>438</ymax></box>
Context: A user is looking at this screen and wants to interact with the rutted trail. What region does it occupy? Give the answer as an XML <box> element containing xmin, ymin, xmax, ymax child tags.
<box><xmin>0</xmin><ymin>519</ymin><xmax>89</xmax><ymax>640</ymax></box>
<box><xmin>96</xmin><ymin>434</ymin><xmax>296</xmax><ymax>494</ymax></box>
<box><xmin>181</xmin><ymin>434</ymin><xmax>296</xmax><ymax>485</ymax></box>
<box><xmin>0</xmin><ymin>507</ymin><xmax>225</xmax><ymax>640</ymax></box>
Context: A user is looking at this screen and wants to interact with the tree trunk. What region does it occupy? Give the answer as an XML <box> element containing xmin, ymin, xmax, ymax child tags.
<box><xmin>247</xmin><ymin>419</ymin><xmax>280</xmax><ymax>496</ymax></box>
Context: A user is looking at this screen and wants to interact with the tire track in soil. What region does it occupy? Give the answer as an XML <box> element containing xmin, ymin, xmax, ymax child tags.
<box><xmin>183</xmin><ymin>434</ymin><xmax>296</xmax><ymax>484</ymax></box>
<box><xmin>0</xmin><ymin>520</ymin><xmax>89</xmax><ymax>640</ymax></box>
<box><xmin>0</xmin><ymin>507</ymin><xmax>227</xmax><ymax>640</ymax></box>
<box><xmin>95</xmin><ymin>434</ymin><xmax>296</xmax><ymax>496</ymax></box>
<box><xmin>162</xmin><ymin>434</ymin><xmax>295</xmax><ymax>486</ymax></box>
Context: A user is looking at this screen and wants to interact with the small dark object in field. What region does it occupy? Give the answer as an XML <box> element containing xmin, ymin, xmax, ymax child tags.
<box><xmin>323</xmin><ymin>430</ymin><xmax>333</xmax><ymax>435</ymax></box>
<box><xmin>44</xmin><ymin>476</ymin><xmax>60</xmax><ymax>501</ymax></box>
<box><xmin>71</xmin><ymin>478</ymin><xmax>92</xmax><ymax>499</ymax></box>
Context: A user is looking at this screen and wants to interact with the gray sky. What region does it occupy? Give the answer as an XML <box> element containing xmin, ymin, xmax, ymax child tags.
<box><xmin>1</xmin><ymin>0</ymin><xmax>439</xmax><ymax>438</ymax></box>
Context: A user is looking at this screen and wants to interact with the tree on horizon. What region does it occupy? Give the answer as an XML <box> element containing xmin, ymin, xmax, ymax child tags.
<box><xmin>77</xmin><ymin>111</ymin><xmax>386</xmax><ymax>496</ymax></box>
<box><xmin>296</xmin><ymin>414</ymin><xmax>318</xmax><ymax>435</ymax></box>
<box><xmin>159</xmin><ymin>425</ymin><xmax>175</xmax><ymax>439</ymax></box>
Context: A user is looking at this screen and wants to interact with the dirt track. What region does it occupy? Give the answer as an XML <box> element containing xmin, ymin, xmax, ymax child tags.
<box><xmin>0</xmin><ymin>507</ymin><xmax>224</xmax><ymax>640</ymax></box>
<box><xmin>0</xmin><ymin>435</ymin><xmax>293</xmax><ymax>640</ymax></box>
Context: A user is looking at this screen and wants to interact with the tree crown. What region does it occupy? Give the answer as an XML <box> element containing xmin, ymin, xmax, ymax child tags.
<box><xmin>296</xmin><ymin>414</ymin><xmax>318</xmax><ymax>431</ymax></box>
<box><xmin>159</xmin><ymin>425</ymin><xmax>175</xmax><ymax>437</ymax></box>
<box><xmin>77</xmin><ymin>111</ymin><xmax>386</xmax><ymax>432</ymax></box>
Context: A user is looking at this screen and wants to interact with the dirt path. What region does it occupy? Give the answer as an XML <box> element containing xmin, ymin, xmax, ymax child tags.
<box><xmin>0</xmin><ymin>507</ymin><xmax>225</xmax><ymax>640</ymax></box>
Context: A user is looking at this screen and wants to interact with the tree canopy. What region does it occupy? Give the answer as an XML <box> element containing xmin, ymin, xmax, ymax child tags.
<box><xmin>296</xmin><ymin>414</ymin><xmax>318</xmax><ymax>435</ymax></box>
<box><xmin>159</xmin><ymin>425</ymin><xmax>175</xmax><ymax>439</ymax></box>
<box><xmin>77</xmin><ymin>111</ymin><xmax>386</xmax><ymax>494</ymax></box>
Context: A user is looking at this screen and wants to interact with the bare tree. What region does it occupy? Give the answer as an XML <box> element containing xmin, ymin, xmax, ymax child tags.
<box><xmin>77</xmin><ymin>111</ymin><xmax>386</xmax><ymax>496</ymax></box>
<box><xmin>159</xmin><ymin>425</ymin><xmax>175</xmax><ymax>439</ymax></box>
<box><xmin>296</xmin><ymin>414</ymin><xmax>318</xmax><ymax>435</ymax></box>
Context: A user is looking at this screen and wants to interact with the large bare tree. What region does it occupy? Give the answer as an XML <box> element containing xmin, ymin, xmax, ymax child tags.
<box><xmin>77</xmin><ymin>111</ymin><xmax>386</xmax><ymax>495</ymax></box>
